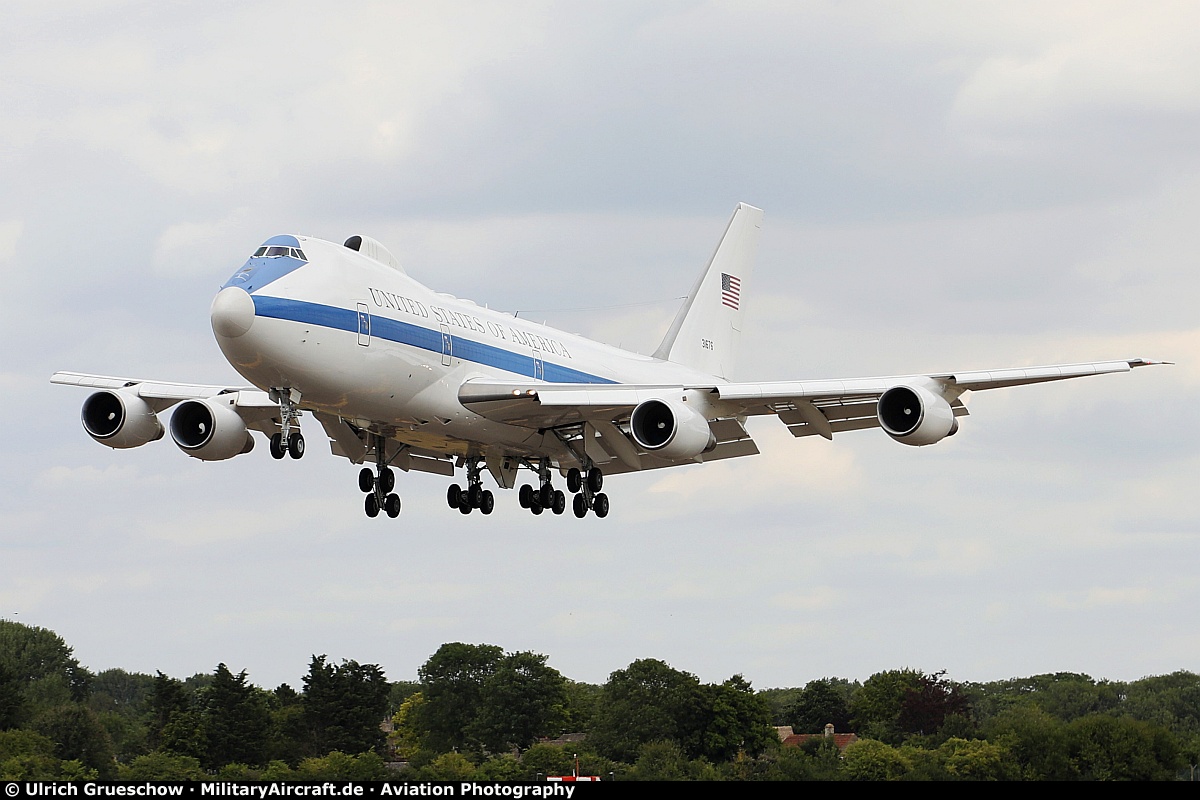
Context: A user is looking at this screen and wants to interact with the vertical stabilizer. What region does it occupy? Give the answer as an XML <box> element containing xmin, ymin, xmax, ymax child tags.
<box><xmin>653</xmin><ymin>203</ymin><xmax>762</xmax><ymax>380</ymax></box>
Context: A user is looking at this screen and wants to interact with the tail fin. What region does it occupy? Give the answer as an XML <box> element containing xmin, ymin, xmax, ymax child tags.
<box><xmin>653</xmin><ymin>203</ymin><xmax>763</xmax><ymax>380</ymax></box>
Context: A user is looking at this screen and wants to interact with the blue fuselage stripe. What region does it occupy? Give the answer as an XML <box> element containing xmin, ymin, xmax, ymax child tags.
<box><xmin>251</xmin><ymin>295</ymin><xmax>617</xmax><ymax>385</ymax></box>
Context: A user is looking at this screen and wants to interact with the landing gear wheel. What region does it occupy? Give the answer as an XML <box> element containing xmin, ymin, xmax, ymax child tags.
<box><xmin>519</xmin><ymin>484</ymin><xmax>534</xmax><ymax>509</ymax></box>
<box><xmin>567</xmin><ymin>468</ymin><xmax>582</xmax><ymax>493</ymax></box>
<box><xmin>365</xmin><ymin>493</ymin><xmax>380</xmax><ymax>518</ymax></box>
<box><xmin>587</xmin><ymin>467</ymin><xmax>603</xmax><ymax>493</ymax></box>
<box><xmin>593</xmin><ymin>493</ymin><xmax>610</xmax><ymax>518</ymax></box>
<box><xmin>459</xmin><ymin>495</ymin><xmax>472</xmax><ymax>515</ymax></box>
<box><xmin>270</xmin><ymin>433</ymin><xmax>286</xmax><ymax>460</ymax></box>
<box><xmin>447</xmin><ymin>484</ymin><xmax>463</xmax><ymax>509</ymax></box>
<box><xmin>384</xmin><ymin>493</ymin><xmax>401</xmax><ymax>518</ymax></box>
<box><xmin>573</xmin><ymin>493</ymin><xmax>588</xmax><ymax>518</ymax></box>
<box><xmin>530</xmin><ymin>501</ymin><xmax>544</xmax><ymax>516</ymax></box>
<box><xmin>359</xmin><ymin>468</ymin><xmax>375</xmax><ymax>493</ymax></box>
<box><xmin>539</xmin><ymin>484</ymin><xmax>554</xmax><ymax>509</ymax></box>
<box><xmin>552</xmin><ymin>489</ymin><xmax>566</xmax><ymax>515</ymax></box>
<box><xmin>480</xmin><ymin>490</ymin><xmax>495</xmax><ymax>515</ymax></box>
<box><xmin>379</xmin><ymin>467</ymin><xmax>395</xmax><ymax>493</ymax></box>
<box><xmin>468</xmin><ymin>484</ymin><xmax>483</xmax><ymax>508</ymax></box>
<box><xmin>288</xmin><ymin>431</ymin><xmax>305</xmax><ymax>459</ymax></box>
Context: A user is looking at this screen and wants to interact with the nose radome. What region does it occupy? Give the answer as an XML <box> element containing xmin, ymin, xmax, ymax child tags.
<box><xmin>210</xmin><ymin>286</ymin><xmax>255</xmax><ymax>339</ymax></box>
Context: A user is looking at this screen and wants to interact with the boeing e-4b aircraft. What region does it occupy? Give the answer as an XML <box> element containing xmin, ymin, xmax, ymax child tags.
<box><xmin>53</xmin><ymin>204</ymin><xmax>1162</xmax><ymax>520</ymax></box>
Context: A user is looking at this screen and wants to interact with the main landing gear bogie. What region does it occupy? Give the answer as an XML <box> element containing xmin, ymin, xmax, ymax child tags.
<box><xmin>360</xmin><ymin>434</ymin><xmax>401</xmax><ymax>519</ymax></box>
<box><xmin>448</xmin><ymin>458</ymin><xmax>495</xmax><ymax>516</ymax></box>
<box><xmin>518</xmin><ymin>463</ymin><xmax>608</xmax><ymax>519</ymax></box>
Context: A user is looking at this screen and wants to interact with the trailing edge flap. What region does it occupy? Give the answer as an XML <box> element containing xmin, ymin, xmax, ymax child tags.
<box><xmin>457</xmin><ymin>380</ymin><xmax>688</xmax><ymax>428</ymax></box>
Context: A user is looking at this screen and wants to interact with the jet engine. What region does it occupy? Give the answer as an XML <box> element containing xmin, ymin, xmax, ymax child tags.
<box><xmin>877</xmin><ymin>384</ymin><xmax>958</xmax><ymax>446</ymax></box>
<box><xmin>169</xmin><ymin>399</ymin><xmax>255</xmax><ymax>461</ymax></box>
<box><xmin>629</xmin><ymin>398</ymin><xmax>716</xmax><ymax>460</ymax></box>
<box><xmin>81</xmin><ymin>390</ymin><xmax>164</xmax><ymax>449</ymax></box>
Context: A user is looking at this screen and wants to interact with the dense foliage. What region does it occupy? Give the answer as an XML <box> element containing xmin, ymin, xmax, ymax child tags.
<box><xmin>0</xmin><ymin>619</ymin><xmax>1197</xmax><ymax>780</ymax></box>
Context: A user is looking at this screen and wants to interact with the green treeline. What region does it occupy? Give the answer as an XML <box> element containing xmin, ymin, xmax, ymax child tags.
<box><xmin>2</xmin><ymin>620</ymin><xmax>1197</xmax><ymax>780</ymax></box>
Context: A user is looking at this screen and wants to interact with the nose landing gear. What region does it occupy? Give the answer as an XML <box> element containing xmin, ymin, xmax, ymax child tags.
<box><xmin>268</xmin><ymin>388</ymin><xmax>305</xmax><ymax>460</ymax></box>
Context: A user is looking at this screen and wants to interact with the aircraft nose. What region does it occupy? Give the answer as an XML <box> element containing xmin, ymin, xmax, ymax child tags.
<box><xmin>210</xmin><ymin>286</ymin><xmax>256</xmax><ymax>339</ymax></box>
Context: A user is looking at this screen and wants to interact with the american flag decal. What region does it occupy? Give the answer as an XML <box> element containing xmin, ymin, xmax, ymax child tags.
<box><xmin>721</xmin><ymin>273</ymin><xmax>741</xmax><ymax>310</ymax></box>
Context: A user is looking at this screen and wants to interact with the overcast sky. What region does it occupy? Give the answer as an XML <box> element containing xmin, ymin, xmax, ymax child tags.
<box><xmin>2</xmin><ymin>1</ymin><xmax>1198</xmax><ymax>695</ymax></box>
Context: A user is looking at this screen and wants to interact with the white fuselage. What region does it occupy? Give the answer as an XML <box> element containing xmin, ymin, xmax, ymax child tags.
<box><xmin>211</xmin><ymin>235</ymin><xmax>720</xmax><ymax>458</ymax></box>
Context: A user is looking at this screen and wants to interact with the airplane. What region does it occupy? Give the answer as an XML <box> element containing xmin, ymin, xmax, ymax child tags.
<box><xmin>52</xmin><ymin>203</ymin><xmax>1164</xmax><ymax>520</ymax></box>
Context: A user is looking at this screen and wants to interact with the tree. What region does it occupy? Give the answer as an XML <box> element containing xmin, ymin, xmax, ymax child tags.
<box><xmin>1065</xmin><ymin>714</ymin><xmax>1183</xmax><ymax>781</ymax></box>
<box><xmin>469</xmin><ymin>651</ymin><xmax>568</xmax><ymax>753</ymax></box>
<box><xmin>841</xmin><ymin>738</ymin><xmax>909</xmax><ymax>780</ymax></box>
<box><xmin>588</xmin><ymin>659</ymin><xmax>704</xmax><ymax>762</ymax></box>
<box><xmin>694</xmin><ymin>675</ymin><xmax>775</xmax><ymax>761</ymax></box>
<box><xmin>31</xmin><ymin>705</ymin><xmax>116</xmax><ymax>778</ymax></box>
<box><xmin>0</xmin><ymin>621</ymin><xmax>90</xmax><ymax>728</ymax></box>
<box><xmin>852</xmin><ymin>669</ymin><xmax>968</xmax><ymax>743</ymax></box>
<box><xmin>783</xmin><ymin>678</ymin><xmax>855</xmax><ymax>735</ymax></box>
<box><xmin>302</xmin><ymin>656</ymin><xmax>390</xmax><ymax>756</ymax></box>
<box><xmin>199</xmin><ymin>664</ymin><xmax>272</xmax><ymax>769</ymax></box>
<box><xmin>416</xmin><ymin>643</ymin><xmax>504</xmax><ymax>753</ymax></box>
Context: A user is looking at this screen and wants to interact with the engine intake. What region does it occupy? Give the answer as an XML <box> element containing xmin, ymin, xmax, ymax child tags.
<box><xmin>170</xmin><ymin>399</ymin><xmax>255</xmax><ymax>461</ymax></box>
<box><xmin>877</xmin><ymin>384</ymin><xmax>957</xmax><ymax>446</ymax></box>
<box><xmin>81</xmin><ymin>390</ymin><xmax>163</xmax><ymax>449</ymax></box>
<box><xmin>629</xmin><ymin>398</ymin><xmax>716</xmax><ymax>460</ymax></box>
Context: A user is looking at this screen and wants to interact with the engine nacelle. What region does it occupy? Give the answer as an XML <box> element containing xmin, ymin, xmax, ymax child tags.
<box><xmin>81</xmin><ymin>390</ymin><xmax>164</xmax><ymax>449</ymax></box>
<box><xmin>169</xmin><ymin>399</ymin><xmax>255</xmax><ymax>461</ymax></box>
<box><xmin>877</xmin><ymin>384</ymin><xmax>958</xmax><ymax>446</ymax></box>
<box><xmin>629</xmin><ymin>398</ymin><xmax>716</xmax><ymax>460</ymax></box>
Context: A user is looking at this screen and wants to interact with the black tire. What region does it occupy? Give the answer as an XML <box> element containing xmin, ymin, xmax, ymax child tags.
<box><xmin>530</xmin><ymin>501</ymin><xmax>543</xmax><ymax>516</ymax></box>
<box><xmin>385</xmin><ymin>493</ymin><xmax>401</xmax><ymax>518</ymax></box>
<box><xmin>552</xmin><ymin>489</ymin><xmax>566</xmax><ymax>515</ymax></box>
<box><xmin>380</xmin><ymin>467</ymin><xmax>395</xmax><ymax>493</ymax></box>
<box><xmin>358</xmin><ymin>468</ymin><xmax>374</xmax><ymax>493</ymax></box>
<box><xmin>480</xmin><ymin>490</ymin><xmax>495</xmax><ymax>515</ymax></box>
<box><xmin>519</xmin><ymin>484</ymin><xmax>533</xmax><ymax>509</ymax></box>
<box><xmin>573</xmin><ymin>493</ymin><xmax>587</xmax><ymax>518</ymax></box>
<box><xmin>270</xmin><ymin>433</ymin><xmax>286</xmax><ymax>459</ymax></box>
<box><xmin>447</xmin><ymin>484</ymin><xmax>462</xmax><ymax>509</ymax></box>
<box><xmin>365</xmin><ymin>493</ymin><xmax>380</xmax><ymax>518</ymax></box>
<box><xmin>468</xmin><ymin>484</ymin><xmax>483</xmax><ymax>508</ymax></box>
<box><xmin>567</xmin><ymin>468</ymin><xmax>582</xmax><ymax>493</ymax></box>
<box><xmin>539</xmin><ymin>484</ymin><xmax>554</xmax><ymax>509</ymax></box>
<box><xmin>587</xmin><ymin>467</ymin><xmax>603</xmax><ymax>493</ymax></box>
<box><xmin>594</xmin><ymin>492</ymin><xmax>609</xmax><ymax>518</ymax></box>
<box><xmin>288</xmin><ymin>432</ymin><xmax>305</xmax><ymax>459</ymax></box>
<box><xmin>459</xmin><ymin>495</ymin><xmax>472</xmax><ymax>514</ymax></box>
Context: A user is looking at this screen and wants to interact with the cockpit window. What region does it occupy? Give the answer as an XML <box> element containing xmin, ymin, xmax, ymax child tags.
<box><xmin>253</xmin><ymin>245</ymin><xmax>307</xmax><ymax>260</ymax></box>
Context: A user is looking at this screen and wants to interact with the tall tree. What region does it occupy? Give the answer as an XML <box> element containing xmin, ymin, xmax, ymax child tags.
<box><xmin>199</xmin><ymin>664</ymin><xmax>271</xmax><ymax>769</ymax></box>
<box><xmin>302</xmin><ymin>656</ymin><xmax>390</xmax><ymax>756</ymax></box>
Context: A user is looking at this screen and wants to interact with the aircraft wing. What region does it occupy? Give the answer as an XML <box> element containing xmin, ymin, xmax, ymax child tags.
<box><xmin>713</xmin><ymin>358</ymin><xmax>1162</xmax><ymax>439</ymax></box>
<box><xmin>50</xmin><ymin>371</ymin><xmax>274</xmax><ymax>410</ymax></box>
<box><xmin>458</xmin><ymin>359</ymin><xmax>1163</xmax><ymax>467</ymax></box>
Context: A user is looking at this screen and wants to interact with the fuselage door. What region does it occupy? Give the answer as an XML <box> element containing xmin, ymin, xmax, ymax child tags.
<box><xmin>357</xmin><ymin>303</ymin><xmax>371</xmax><ymax>346</ymax></box>
<box><xmin>533</xmin><ymin>350</ymin><xmax>544</xmax><ymax>381</ymax></box>
<box><xmin>440</xmin><ymin>324</ymin><xmax>452</xmax><ymax>367</ymax></box>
